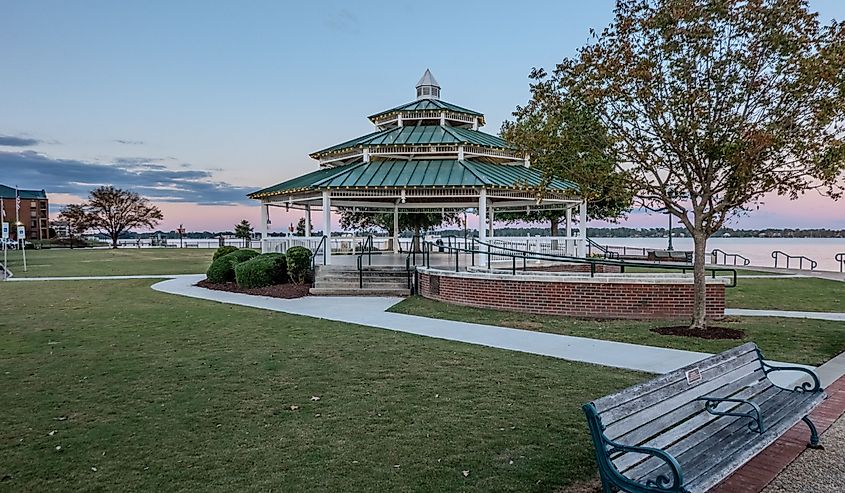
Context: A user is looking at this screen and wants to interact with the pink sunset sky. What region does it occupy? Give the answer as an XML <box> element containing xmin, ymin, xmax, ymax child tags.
<box><xmin>2</xmin><ymin>1</ymin><xmax>843</xmax><ymax>234</ymax></box>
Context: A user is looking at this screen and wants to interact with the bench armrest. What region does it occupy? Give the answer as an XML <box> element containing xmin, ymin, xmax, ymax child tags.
<box><xmin>759</xmin><ymin>359</ymin><xmax>822</xmax><ymax>393</ymax></box>
<box><xmin>584</xmin><ymin>403</ymin><xmax>687</xmax><ymax>492</ymax></box>
<box><xmin>697</xmin><ymin>396</ymin><xmax>764</xmax><ymax>433</ymax></box>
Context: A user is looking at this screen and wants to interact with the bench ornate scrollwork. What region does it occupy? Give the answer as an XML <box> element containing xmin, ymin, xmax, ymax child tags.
<box><xmin>696</xmin><ymin>396</ymin><xmax>764</xmax><ymax>433</ymax></box>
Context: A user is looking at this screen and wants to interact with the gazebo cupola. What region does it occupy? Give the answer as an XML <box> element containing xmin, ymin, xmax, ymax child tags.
<box><xmin>416</xmin><ymin>69</ymin><xmax>441</xmax><ymax>100</ymax></box>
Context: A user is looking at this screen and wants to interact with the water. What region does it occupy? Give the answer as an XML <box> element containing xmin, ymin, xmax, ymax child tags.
<box><xmin>594</xmin><ymin>237</ymin><xmax>845</xmax><ymax>272</ymax></box>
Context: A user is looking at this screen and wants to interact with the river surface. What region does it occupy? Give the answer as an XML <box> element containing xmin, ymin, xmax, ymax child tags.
<box><xmin>593</xmin><ymin>237</ymin><xmax>845</xmax><ymax>272</ymax></box>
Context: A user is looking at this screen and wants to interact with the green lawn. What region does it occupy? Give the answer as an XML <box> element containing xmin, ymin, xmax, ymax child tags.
<box><xmin>726</xmin><ymin>277</ymin><xmax>844</xmax><ymax>312</ymax></box>
<box><xmin>389</xmin><ymin>297</ymin><xmax>845</xmax><ymax>366</ymax></box>
<box><xmin>3</xmin><ymin>248</ymin><xmax>218</xmax><ymax>277</ymax></box>
<box><xmin>0</xmin><ymin>280</ymin><xmax>644</xmax><ymax>492</ymax></box>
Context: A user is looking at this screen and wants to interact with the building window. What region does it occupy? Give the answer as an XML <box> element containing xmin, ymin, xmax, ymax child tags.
<box><xmin>30</xmin><ymin>201</ymin><xmax>36</xmax><ymax>208</ymax></box>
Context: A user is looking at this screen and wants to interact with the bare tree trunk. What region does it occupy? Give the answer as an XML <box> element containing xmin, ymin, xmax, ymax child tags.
<box><xmin>111</xmin><ymin>234</ymin><xmax>119</xmax><ymax>249</ymax></box>
<box><xmin>550</xmin><ymin>220</ymin><xmax>559</xmax><ymax>236</ymax></box>
<box><xmin>691</xmin><ymin>231</ymin><xmax>708</xmax><ymax>330</ymax></box>
<box><xmin>413</xmin><ymin>225</ymin><xmax>421</xmax><ymax>252</ymax></box>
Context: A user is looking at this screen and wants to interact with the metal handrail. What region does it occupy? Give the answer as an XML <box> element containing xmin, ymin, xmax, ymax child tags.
<box><xmin>836</xmin><ymin>253</ymin><xmax>845</xmax><ymax>273</ymax></box>
<box><xmin>587</xmin><ymin>238</ymin><xmax>620</xmax><ymax>259</ymax></box>
<box><xmin>413</xmin><ymin>238</ymin><xmax>738</xmax><ymax>288</ymax></box>
<box><xmin>310</xmin><ymin>235</ymin><xmax>328</xmax><ymax>269</ymax></box>
<box><xmin>356</xmin><ymin>235</ymin><xmax>374</xmax><ymax>288</ymax></box>
<box><xmin>711</xmin><ymin>248</ymin><xmax>751</xmax><ymax>266</ymax></box>
<box><xmin>771</xmin><ymin>250</ymin><xmax>817</xmax><ymax>270</ymax></box>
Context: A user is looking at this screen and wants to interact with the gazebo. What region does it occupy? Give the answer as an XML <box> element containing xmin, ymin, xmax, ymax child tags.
<box><xmin>248</xmin><ymin>70</ymin><xmax>588</xmax><ymax>265</ymax></box>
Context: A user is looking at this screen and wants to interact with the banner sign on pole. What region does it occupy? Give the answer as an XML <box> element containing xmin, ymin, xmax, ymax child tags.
<box><xmin>1</xmin><ymin>222</ymin><xmax>8</xmax><ymax>239</ymax></box>
<box><xmin>17</xmin><ymin>225</ymin><xmax>25</xmax><ymax>240</ymax></box>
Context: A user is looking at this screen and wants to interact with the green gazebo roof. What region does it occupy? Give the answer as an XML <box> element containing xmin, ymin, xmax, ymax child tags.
<box><xmin>249</xmin><ymin>159</ymin><xmax>577</xmax><ymax>199</ymax></box>
<box><xmin>368</xmin><ymin>99</ymin><xmax>483</xmax><ymax>123</ymax></box>
<box><xmin>311</xmin><ymin>126</ymin><xmax>511</xmax><ymax>158</ymax></box>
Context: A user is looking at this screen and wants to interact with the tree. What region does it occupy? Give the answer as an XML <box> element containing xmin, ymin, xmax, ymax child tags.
<box><xmin>295</xmin><ymin>217</ymin><xmax>306</xmax><ymax>236</ymax></box>
<box><xmin>63</xmin><ymin>186</ymin><xmax>163</xmax><ymax>249</ymax></box>
<box><xmin>58</xmin><ymin>203</ymin><xmax>90</xmax><ymax>249</ymax></box>
<box><xmin>540</xmin><ymin>0</ymin><xmax>845</xmax><ymax>329</ymax></box>
<box><xmin>501</xmin><ymin>86</ymin><xmax>632</xmax><ymax>225</ymax></box>
<box><xmin>339</xmin><ymin>210</ymin><xmax>460</xmax><ymax>250</ymax></box>
<box><xmin>234</xmin><ymin>220</ymin><xmax>253</xmax><ymax>247</ymax></box>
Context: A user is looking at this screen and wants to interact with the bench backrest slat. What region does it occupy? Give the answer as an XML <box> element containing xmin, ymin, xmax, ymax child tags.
<box><xmin>594</xmin><ymin>342</ymin><xmax>758</xmax><ymax>414</ymax></box>
<box><xmin>602</xmin><ymin>350</ymin><xmax>763</xmax><ymax>439</ymax></box>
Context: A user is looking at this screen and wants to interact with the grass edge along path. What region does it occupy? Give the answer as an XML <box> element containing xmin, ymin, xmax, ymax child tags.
<box><xmin>389</xmin><ymin>297</ymin><xmax>845</xmax><ymax>367</ymax></box>
<box><xmin>0</xmin><ymin>279</ymin><xmax>644</xmax><ymax>493</ymax></box>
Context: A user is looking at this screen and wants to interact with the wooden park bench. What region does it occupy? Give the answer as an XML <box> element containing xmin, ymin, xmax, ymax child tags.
<box><xmin>583</xmin><ymin>342</ymin><xmax>825</xmax><ymax>493</ymax></box>
<box><xmin>648</xmin><ymin>250</ymin><xmax>693</xmax><ymax>262</ymax></box>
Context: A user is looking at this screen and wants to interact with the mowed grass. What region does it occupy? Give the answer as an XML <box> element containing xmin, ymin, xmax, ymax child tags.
<box><xmin>4</xmin><ymin>248</ymin><xmax>218</xmax><ymax>277</ymax></box>
<box><xmin>726</xmin><ymin>277</ymin><xmax>844</xmax><ymax>312</ymax></box>
<box><xmin>389</xmin><ymin>297</ymin><xmax>845</xmax><ymax>366</ymax></box>
<box><xmin>0</xmin><ymin>280</ymin><xmax>645</xmax><ymax>492</ymax></box>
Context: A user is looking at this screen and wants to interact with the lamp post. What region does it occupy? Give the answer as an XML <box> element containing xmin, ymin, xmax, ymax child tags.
<box><xmin>667</xmin><ymin>212</ymin><xmax>674</xmax><ymax>251</ymax></box>
<box><xmin>177</xmin><ymin>224</ymin><xmax>185</xmax><ymax>248</ymax></box>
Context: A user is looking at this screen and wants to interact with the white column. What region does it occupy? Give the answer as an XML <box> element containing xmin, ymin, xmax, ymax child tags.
<box><xmin>565</xmin><ymin>206</ymin><xmax>572</xmax><ymax>255</ymax></box>
<box><xmin>305</xmin><ymin>205</ymin><xmax>312</xmax><ymax>237</ymax></box>
<box><xmin>578</xmin><ymin>199</ymin><xmax>588</xmax><ymax>258</ymax></box>
<box><xmin>488</xmin><ymin>204</ymin><xmax>494</xmax><ymax>238</ymax></box>
<box><xmin>260</xmin><ymin>203</ymin><xmax>269</xmax><ymax>253</ymax></box>
<box><xmin>478</xmin><ymin>189</ymin><xmax>488</xmax><ymax>267</ymax></box>
<box><xmin>393</xmin><ymin>204</ymin><xmax>400</xmax><ymax>254</ymax></box>
<box><xmin>457</xmin><ymin>145</ymin><xmax>465</xmax><ymax>161</ymax></box>
<box><xmin>440</xmin><ymin>112</ymin><xmax>446</xmax><ymax>126</ymax></box>
<box><xmin>322</xmin><ymin>190</ymin><xmax>332</xmax><ymax>265</ymax></box>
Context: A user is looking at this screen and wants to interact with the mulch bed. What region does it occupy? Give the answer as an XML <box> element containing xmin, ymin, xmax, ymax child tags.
<box><xmin>650</xmin><ymin>325</ymin><xmax>745</xmax><ymax>340</ymax></box>
<box><xmin>196</xmin><ymin>279</ymin><xmax>310</xmax><ymax>299</ymax></box>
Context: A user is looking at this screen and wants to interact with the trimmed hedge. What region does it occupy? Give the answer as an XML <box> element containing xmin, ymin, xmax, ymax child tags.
<box><xmin>213</xmin><ymin>245</ymin><xmax>239</xmax><ymax>261</ymax></box>
<box><xmin>286</xmin><ymin>246</ymin><xmax>312</xmax><ymax>285</ymax></box>
<box><xmin>234</xmin><ymin>253</ymin><xmax>288</xmax><ymax>288</ymax></box>
<box><xmin>206</xmin><ymin>249</ymin><xmax>259</xmax><ymax>283</ymax></box>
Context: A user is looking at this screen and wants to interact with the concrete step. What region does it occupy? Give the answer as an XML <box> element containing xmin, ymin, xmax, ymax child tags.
<box><xmin>315</xmin><ymin>281</ymin><xmax>409</xmax><ymax>290</ymax></box>
<box><xmin>309</xmin><ymin>287</ymin><xmax>411</xmax><ymax>297</ymax></box>
<box><xmin>315</xmin><ymin>273</ymin><xmax>410</xmax><ymax>281</ymax></box>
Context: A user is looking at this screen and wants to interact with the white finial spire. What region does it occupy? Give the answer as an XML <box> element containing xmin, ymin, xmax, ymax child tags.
<box><xmin>416</xmin><ymin>69</ymin><xmax>440</xmax><ymax>100</ymax></box>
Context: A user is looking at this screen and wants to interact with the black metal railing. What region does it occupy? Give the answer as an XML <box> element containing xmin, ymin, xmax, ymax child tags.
<box><xmin>836</xmin><ymin>253</ymin><xmax>845</xmax><ymax>273</ymax></box>
<box><xmin>586</xmin><ymin>238</ymin><xmax>620</xmax><ymax>259</ymax></box>
<box><xmin>356</xmin><ymin>235</ymin><xmax>374</xmax><ymax>288</ymax></box>
<box><xmin>771</xmin><ymin>250</ymin><xmax>817</xmax><ymax>270</ymax></box>
<box><xmin>310</xmin><ymin>235</ymin><xmax>328</xmax><ymax>269</ymax></box>
<box><xmin>410</xmin><ymin>238</ymin><xmax>738</xmax><ymax>287</ymax></box>
<box><xmin>711</xmin><ymin>248</ymin><xmax>751</xmax><ymax>266</ymax></box>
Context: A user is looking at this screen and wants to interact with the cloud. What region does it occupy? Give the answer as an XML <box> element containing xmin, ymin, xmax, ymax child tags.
<box><xmin>0</xmin><ymin>135</ymin><xmax>41</xmax><ymax>147</ymax></box>
<box><xmin>114</xmin><ymin>139</ymin><xmax>144</xmax><ymax>145</ymax></box>
<box><xmin>0</xmin><ymin>150</ymin><xmax>256</xmax><ymax>205</ymax></box>
<box><xmin>324</xmin><ymin>9</ymin><xmax>360</xmax><ymax>35</ymax></box>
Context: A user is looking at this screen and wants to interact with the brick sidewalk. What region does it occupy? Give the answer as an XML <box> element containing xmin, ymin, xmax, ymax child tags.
<box><xmin>710</xmin><ymin>375</ymin><xmax>845</xmax><ymax>492</ymax></box>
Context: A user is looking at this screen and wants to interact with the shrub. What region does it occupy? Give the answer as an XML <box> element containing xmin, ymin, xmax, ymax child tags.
<box><xmin>234</xmin><ymin>253</ymin><xmax>288</xmax><ymax>289</ymax></box>
<box><xmin>206</xmin><ymin>249</ymin><xmax>259</xmax><ymax>283</ymax></box>
<box><xmin>286</xmin><ymin>246</ymin><xmax>312</xmax><ymax>285</ymax></box>
<box><xmin>213</xmin><ymin>245</ymin><xmax>239</xmax><ymax>261</ymax></box>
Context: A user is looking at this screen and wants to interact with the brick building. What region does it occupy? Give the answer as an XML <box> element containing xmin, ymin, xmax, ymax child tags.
<box><xmin>0</xmin><ymin>184</ymin><xmax>49</xmax><ymax>241</ymax></box>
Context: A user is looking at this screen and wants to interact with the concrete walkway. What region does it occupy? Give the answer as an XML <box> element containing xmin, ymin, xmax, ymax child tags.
<box><xmin>151</xmin><ymin>275</ymin><xmax>822</xmax><ymax>377</ymax></box>
<box><xmin>8</xmin><ymin>274</ymin><xmax>195</xmax><ymax>281</ymax></box>
<box><xmin>152</xmin><ymin>275</ymin><xmax>710</xmax><ymax>374</ymax></box>
<box><xmin>725</xmin><ymin>308</ymin><xmax>845</xmax><ymax>322</ymax></box>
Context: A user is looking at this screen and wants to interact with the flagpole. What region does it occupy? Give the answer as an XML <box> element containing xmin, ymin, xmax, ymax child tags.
<box><xmin>15</xmin><ymin>186</ymin><xmax>26</xmax><ymax>272</ymax></box>
<box><xmin>1</xmin><ymin>194</ymin><xmax>6</xmax><ymax>279</ymax></box>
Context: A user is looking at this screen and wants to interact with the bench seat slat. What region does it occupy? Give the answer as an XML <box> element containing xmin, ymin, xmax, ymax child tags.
<box><xmin>612</xmin><ymin>379</ymin><xmax>774</xmax><ymax>473</ymax></box>
<box><xmin>633</xmin><ymin>389</ymin><xmax>822</xmax><ymax>489</ymax></box>
<box><xmin>626</xmin><ymin>383</ymin><xmax>787</xmax><ymax>480</ymax></box>
<box><xmin>683</xmin><ymin>394</ymin><xmax>824</xmax><ymax>493</ymax></box>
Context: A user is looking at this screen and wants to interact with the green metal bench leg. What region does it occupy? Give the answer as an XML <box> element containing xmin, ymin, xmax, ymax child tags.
<box><xmin>801</xmin><ymin>416</ymin><xmax>824</xmax><ymax>449</ymax></box>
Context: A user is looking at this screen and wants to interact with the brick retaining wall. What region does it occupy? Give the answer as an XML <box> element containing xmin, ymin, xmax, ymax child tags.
<box><xmin>418</xmin><ymin>269</ymin><xmax>725</xmax><ymax>320</ymax></box>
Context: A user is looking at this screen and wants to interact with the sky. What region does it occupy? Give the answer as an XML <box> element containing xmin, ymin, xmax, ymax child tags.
<box><xmin>1</xmin><ymin>0</ymin><xmax>844</xmax><ymax>233</ymax></box>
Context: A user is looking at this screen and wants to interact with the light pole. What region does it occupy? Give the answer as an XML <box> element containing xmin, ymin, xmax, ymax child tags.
<box><xmin>667</xmin><ymin>212</ymin><xmax>674</xmax><ymax>251</ymax></box>
<box><xmin>177</xmin><ymin>224</ymin><xmax>185</xmax><ymax>248</ymax></box>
